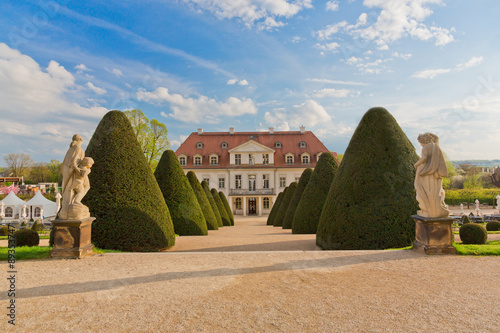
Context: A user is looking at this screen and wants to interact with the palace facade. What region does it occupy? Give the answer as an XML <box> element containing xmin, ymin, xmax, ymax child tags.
<box><xmin>175</xmin><ymin>126</ymin><xmax>333</xmax><ymax>216</ymax></box>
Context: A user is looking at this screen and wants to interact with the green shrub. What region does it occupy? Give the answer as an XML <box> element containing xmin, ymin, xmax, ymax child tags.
<box><xmin>211</xmin><ymin>189</ymin><xmax>231</xmax><ymax>226</ymax></box>
<box><xmin>284</xmin><ymin>169</ymin><xmax>312</xmax><ymax>230</ymax></box>
<box><xmin>0</xmin><ymin>226</ymin><xmax>10</xmax><ymax>236</ymax></box>
<box><xmin>202</xmin><ymin>181</ymin><xmax>223</xmax><ymax>227</ymax></box>
<box><xmin>293</xmin><ymin>152</ymin><xmax>338</xmax><ymax>234</ymax></box>
<box><xmin>187</xmin><ymin>172</ymin><xmax>218</xmax><ymax>230</ymax></box>
<box><xmin>459</xmin><ymin>223</ymin><xmax>487</xmax><ymax>244</ymax></box>
<box><xmin>275</xmin><ymin>182</ymin><xmax>297</xmax><ymax>228</ymax></box>
<box><xmin>83</xmin><ymin>110</ymin><xmax>176</xmax><ymax>251</ymax></box>
<box><xmin>155</xmin><ymin>150</ymin><xmax>208</xmax><ymax>236</ymax></box>
<box><xmin>13</xmin><ymin>228</ymin><xmax>40</xmax><ymax>247</ymax></box>
<box><xmin>267</xmin><ymin>192</ymin><xmax>284</xmax><ymax>225</ymax></box>
<box><xmin>31</xmin><ymin>221</ymin><xmax>43</xmax><ymax>231</ymax></box>
<box><xmin>462</xmin><ymin>215</ymin><xmax>471</xmax><ymax>224</ymax></box>
<box><xmin>317</xmin><ymin>107</ymin><xmax>419</xmax><ymax>250</ymax></box>
<box><xmin>445</xmin><ymin>189</ymin><xmax>500</xmax><ymax>206</ymax></box>
<box><xmin>486</xmin><ymin>221</ymin><xmax>500</xmax><ymax>231</ymax></box>
<box><xmin>219</xmin><ymin>192</ymin><xmax>234</xmax><ymax>226</ymax></box>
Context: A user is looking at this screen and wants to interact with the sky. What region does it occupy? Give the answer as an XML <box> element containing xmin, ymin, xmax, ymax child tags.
<box><xmin>1</xmin><ymin>0</ymin><xmax>500</xmax><ymax>163</ymax></box>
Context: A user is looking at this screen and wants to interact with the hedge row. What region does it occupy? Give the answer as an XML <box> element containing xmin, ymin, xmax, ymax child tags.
<box><xmin>445</xmin><ymin>189</ymin><xmax>500</xmax><ymax>206</ymax></box>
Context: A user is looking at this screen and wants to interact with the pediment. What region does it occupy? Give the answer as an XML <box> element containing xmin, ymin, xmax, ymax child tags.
<box><xmin>228</xmin><ymin>140</ymin><xmax>275</xmax><ymax>153</ymax></box>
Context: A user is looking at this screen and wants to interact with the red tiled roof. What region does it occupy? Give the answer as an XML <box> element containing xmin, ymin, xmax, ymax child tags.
<box><xmin>175</xmin><ymin>130</ymin><xmax>334</xmax><ymax>168</ymax></box>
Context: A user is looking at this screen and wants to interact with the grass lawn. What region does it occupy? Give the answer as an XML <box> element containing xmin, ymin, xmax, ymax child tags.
<box><xmin>0</xmin><ymin>235</ymin><xmax>50</xmax><ymax>240</ymax></box>
<box><xmin>453</xmin><ymin>240</ymin><xmax>500</xmax><ymax>256</ymax></box>
<box><xmin>0</xmin><ymin>246</ymin><xmax>122</xmax><ymax>261</ymax></box>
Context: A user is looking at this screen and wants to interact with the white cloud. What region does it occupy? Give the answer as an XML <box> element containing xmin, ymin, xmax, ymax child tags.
<box><xmin>136</xmin><ymin>87</ymin><xmax>257</xmax><ymax>123</ymax></box>
<box><xmin>106</xmin><ymin>68</ymin><xmax>124</xmax><ymax>77</ymax></box>
<box><xmin>412</xmin><ymin>68</ymin><xmax>451</xmax><ymax>79</ymax></box>
<box><xmin>314</xmin><ymin>42</ymin><xmax>340</xmax><ymax>53</ymax></box>
<box><xmin>227</xmin><ymin>79</ymin><xmax>249</xmax><ymax>86</ymax></box>
<box><xmin>86</xmin><ymin>82</ymin><xmax>107</xmax><ymax>95</ymax></box>
<box><xmin>316</xmin><ymin>21</ymin><xmax>348</xmax><ymax>41</ymax></box>
<box><xmin>346</xmin><ymin>56</ymin><xmax>363</xmax><ymax>65</ymax></box>
<box><xmin>307</xmin><ymin>78</ymin><xmax>369</xmax><ymax>86</ymax></box>
<box><xmin>291</xmin><ymin>36</ymin><xmax>303</xmax><ymax>43</ymax></box>
<box><xmin>326</xmin><ymin>1</ymin><xmax>339</xmax><ymax>11</ymax></box>
<box><xmin>264</xmin><ymin>99</ymin><xmax>331</xmax><ymax>130</ymax></box>
<box><xmin>457</xmin><ymin>56</ymin><xmax>483</xmax><ymax>71</ymax></box>
<box><xmin>74</xmin><ymin>64</ymin><xmax>92</xmax><ymax>74</ymax></box>
<box><xmin>238</xmin><ymin>79</ymin><xmax>249</xmax><ymax>86</ymax></box>
<box><xmin>227</xmin><ymin>79</ymin><xmax>238</xmax><ymax>85</ymax></box>
<box><xmin>392</xmin><ymin>52</ymin><xmax>412</xmax><ymax>60</ymax></box>
<box><xmin>312</xmin><ymin>88</ymin><xmax>354</xmax><ymax>98</ymax></box>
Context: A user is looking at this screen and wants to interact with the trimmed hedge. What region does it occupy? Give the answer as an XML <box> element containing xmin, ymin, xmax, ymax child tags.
<box><xmin>445</xmin><ymin>189</ymin><xmax>500</xmax><ymax>206</ymax></box>
<box><xmin>267</xmin><ymin>192</ymin><xmax>284</xmax><ymax>225</ymax></box>
<box><xmin>292</xmin><ymin>153</ymin><xmax>338</xmax><ymax>234</ymax></box>
<box><xmin>155</xmin><ymin>151</ymin><xmax>208</xmax><ymax>236</ymax></box>
<box><xmin>459</xmin><ymin>223</ymin><xmax>487</xmax><ymax>244</ymax></box>
<box><xmin>317</xmin><ymin>107</ymin><xmax>419</xmax><ymax>250</ymax></box>
<box><xmin>83</xmin><ymin>110</ymin><xmax>175</xmax><ymax>251</ymax></box>
<box><xmin>202</xmin><ymin>181</ymin><xmax>223</xmax><ymax>227</ymax></box>
<box><xmin>212</xmin><ymin>189</ymin><xmax>231</xmax><ymax>226</ymax></box>
<box><xmin>0</xmin><ymin>226</ymin><xmax>10</xmax><ymax>236</ymax></box>
<box><xmin>187</xmin><ymin>172</ymin><xmax>218</xmax><ymax>230</ymax></box>
<box><xmin>462</xmin><ymin>215</ymin><xmax>471</xmax><ymax>224</ymax></box>
<box><xmin>285</xmin><ymin>169</ymin><xmax>313</xmax><ymax>230</ymax></box>
<box><xmin>13</xmin><ymin>228</ymin><xmax>39</xmax><ymax>247</ymax></box>
<box><xmin>219</xmin><ymin>191</ymin><xmax>234</xmax><ymax>226</ymax></box>
<box><xmin>275</xmin><ymin>182</ymin><xmax>297</xmax><ymax>228</ymax></box>
<box><xmin>486</xmin><ymin>221</ymin><xmax>500</xmax><ymax>231</ymax></box>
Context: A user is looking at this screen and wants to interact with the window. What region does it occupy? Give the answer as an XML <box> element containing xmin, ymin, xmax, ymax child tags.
<box><xmin>299</xmin><ymin>141</ymin><xmax>306</xmax><ymax>148</ymax></box>
<box><xmin>275</xmin><ymin>142</ymin><xmax>282</xmax><ymax>148</ymax></box>
<box><xmin>249</xmin><ymin>175</ymin><xmax>256</xmax><ymax>191</ymax></box>
<box><xmin>249</xmin><ymin>154</ymin><xmax>254</xmax><ymax>165</ymax></box>
<box><xmin>235</xmin><ymin>154</ymin><xmax>241</xmax><ymax>165</ymax></box>
<box><xmin>221</xmin><ymin>142</ymin><xmax>228</xmax><ymax>149</ymax></box>
<box><xmin>263</xmin><ymin>175</ymin><xmax>269</xmax><ymax>189</ymax></box>
<box><xmin>279</xmin><ymin>176</ymin><xmax>286</xmax><ymax>188</ymax></box>
<box><xmin>5</xmin><ymin>207</ymin><xmax>13</xmax><ymax>218</ymax></box>
<box><xmin>263</xmin><ymin>197</ymin><xmax>270</xmax><ymax>209</ymax></box>
<box><xmin>34</xmin><ymin>207</ymin><xmax>41</xmax><ymax>218</ymax></box>
<box><xmin>235</xmin><ymin>198</ymin><xmax>242</xmax><ymax>210</ymax></box>
<box><xmin>210</xmin><ymin>156</ymin><xmax>218</xmax><ymax>165</ymax></box>
<box><xmin>235</xmin><ymin>175</ymin><xmax>242</xmax><ymax>189</ymax></box>
<box><xmin>302</xmin><ymin>154</ymin><xmax>310</xmax><ymax>164</ymax></box>
<box><xmin>218</xmin><ymin>178</ymin><xmax>225</xmax><ymax>188</ymax></box>
<box><xmin>263</xmin><ymin>154</ymin><xmax>269</xmax><ymax>165</ymax></box>
<box><xmin>194</xmin><ymin>156</ymin><xmax>202</xmax><ymax>166</ymax></box>
<box><xmin>286</xmin><ymin>155</ymin><xmax>294</xmax><ymax>164</ymax></box>
<box><xmin>196</xmin><ymin>142</ymin><xmax>203</xmax><ymax>149</ymax></box>
<box><xmin>179</xmin><ymin>156</ymin><xmax>186</xmax><ymax>166</ymax></box>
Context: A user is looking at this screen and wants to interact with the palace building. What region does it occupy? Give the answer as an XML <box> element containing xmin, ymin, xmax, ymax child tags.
<box><xmin>175</xmin><ymin>126</ymin><xmax>333</xmax><ymax>216</ymax></box>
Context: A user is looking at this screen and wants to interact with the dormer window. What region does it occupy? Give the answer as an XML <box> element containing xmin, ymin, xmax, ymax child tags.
<box><xmin>299</xmin><ymin>141</ymin><xmax>306</xmax><ymax>148</ymax></box>
<box><xmin>196</xmin><ymin>142</ymin><xmax>203</xmax><ymax>149</ymax></box>
<box><xmin>275</xmin><ymin>142</ymin><xmax>282</xmax><ymax>148</ymax></box>
<box><xmin>301</xmin><ymin>153</ymin><xmax>310</xmax><ymax>164</ymax></box>
<box><xmin>194</xmin><ymin>155</ymin><xmax>202</xmax><ymax>166</ymax></box>
<box><xmin>179</xmin><ymin>156</ymin><xmax>187</xmax><ymax>166</ymax></box>
<box><xmin>210</xmin><ymin>154</ymin><xmax>218</xmax><ymax>165</ymax></box>
<box><xmin>285</xmin><ymin>154</ymin><xmax>294</xmax><ymax>165</ymax></box>
<box><xmin>221</xmin><ymin>142</ymin><xmax>228</xmax><ymax>149</ymax></box>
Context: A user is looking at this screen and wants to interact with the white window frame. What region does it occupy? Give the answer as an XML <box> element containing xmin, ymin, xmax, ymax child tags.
<box><xmin>218</xmin><ymin>177</ymin><xmax>225</xmax><ymax>188</ymax></box>
<box><xmin>194</xmin><ymin>155</ymin><xmax>202</xmax><ymax>166</ymax></box>
<box><xmin>263</xmin><ymin>153</ymin><xmax>269</xmax><ymax>165</ymax></box>
<box><xmin>285</xmin><ymin>153</ymin><xmax>294</xmax><ymax>165</ymax></box>
<box><xmin>210</xmin><ymin>155</ymin><xmax>218</xmax><ymax>165</ymax></box>
<box><xmin>235</xmin><ymin>197</ymin><xmax>242</xmax><ymax>210</ymax></box>
<box><xmin>263</xmin><ymin>174</ymin><xmax>270</xmax><ymax>189</ymax></box>
<box><xmin>235</xmin><ymin>154</ymin><xmax>241</xmax><ymax>165</ymax></box>
<box><xmin>279</xmin><ymin>176</ymin><xmax>286</xmax><ymax>188</ymax></box>
<box><xmin>235</xmin><ymin>175</ymin><xmax>242</xmax><ymax>189</ymax></box>
<box><xmin>179</xmin><ymin>156</ymin><xmax>187</xmax><ymax>166</ymax></box>
<box><xmin>301</xmin><ymin>153</ymin><xmax>310</xmax><ymax>164</ymax></box>
<box><xmin>263</xmin><ymin>197</ymin><xmax>270</xmax><ymax>209</ymax></box>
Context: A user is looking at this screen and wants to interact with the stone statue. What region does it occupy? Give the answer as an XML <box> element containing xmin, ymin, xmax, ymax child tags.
<box><xmin>414</xmin><ymin>133</ymin><xmax>450</xmax><ymax>218</ymax></box>
<box><xmin>59</xmin><ymin>135</ymin><xmax>93</xmax><ymax>220</ymax></box>
<box><xmin>496</xmin><ymin>194</ymin><xmax>500</xmax><ymax>210</ymax></box>
<box><xmin>475</xmin><ymin>199</ymin><xmax>480</xmax><ymax>216</ymax></box>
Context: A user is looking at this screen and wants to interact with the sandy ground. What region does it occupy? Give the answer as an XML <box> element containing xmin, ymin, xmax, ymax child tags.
<box><xmin>2</xmin><ymin>215</ymin><xmax>500</xmax><ymax>332</ymax></box>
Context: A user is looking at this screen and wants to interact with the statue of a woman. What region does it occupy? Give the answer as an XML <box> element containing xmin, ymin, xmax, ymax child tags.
<box><xmin>414</xmin><ymin>133</ymin><xmax>450</xmax><ymax>218</ymax></box>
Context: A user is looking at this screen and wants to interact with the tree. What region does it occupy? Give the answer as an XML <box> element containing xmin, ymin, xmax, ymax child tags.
<box><xmin>274</xmin><ymin>182</ymin><xmax>297</xmax><ymax>228</ymax></box>
<box><xmin>316</xmin><ymin>107</ymin><xmax>419</xmax><ymax>250</ymax></box>
<box><xmin>155</xmin><ymin>150</ymin><xmax>208</xmax><ymax>236</ymax></box>
<box><xmin>202</xmin><ymin>181</ymin><xmax>223</xmax><ymax>227</ymax></box>
<box><xmin>4</xmin><ymin>153</ymin><xmax>34</xmax><ymax>177</ymax></box>
<box><xmin>283</xmin><ymin>168</ymin><xmax>312</xmax><ymax>230</ymax></box>
<box><xmin>83</xmin><ymin>110</ymin><xmax>175</xmax><ymax>251</ymax></box>
<box><xmin>463</xmin><ymin>174</ymin><xmax>484</xmax><ymax>189</ymax></box>
<box><xmin>124</xmin><ymin>109</ymin><xmax>170</xmax><ymax>171</ymax></box>
<box><xmin>267</xmin><ymin>191</ymin><xmax>284</xmax><ymax>226</ymax></box>
<box><xmin>292</xmin><ymin>153</ymin><xmax>338</xmax><ymax>234</ymax></box>
<box><xmin>46</xmin><ymin>159</ymin><xmax>62</xmax><ymax>184</ymax></box>
<box><xmin>186</xmin><ymin>171</ymin><xmax>218</xmax><ymax>230</ymax></box>
<box><xmin>219</xmin><ymin>191</ymin><xmax>234</xmax><ymax>226</ymax></box>
<box><xmin>211</xmin><ymin>188</ymin><xmax>231</xmax><ymax>226</ymax></box>
<box><xmin>29</xmin><ymin>162</ymin><xmax>49</xmax><ymax>183</ymax></box>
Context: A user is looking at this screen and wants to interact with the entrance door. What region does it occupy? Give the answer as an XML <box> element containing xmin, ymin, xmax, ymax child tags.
<box><xmin>248</xmin><ymin>197</ymin><xmax>257</xmax><ymax>215</ymax></box>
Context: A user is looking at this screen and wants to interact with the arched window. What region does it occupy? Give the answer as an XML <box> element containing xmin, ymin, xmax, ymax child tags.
<box><xmin>196</xmin><ymin>142</ymin><xmax>203</xmax><ymax>149</ymax></box>
<box><xmin>263</xmin><ymin>197</ymin><xmax>270</xmax><ymax>209</ymax></box>
<box><xmin>210</xmin><ymin>155</ymin><xmax>218</xmax><ymax>165</ymax></box>
<box><xmin>275</xmin><ymin>142</ymin><xmax>282</xmax><ymax>148</ymax></box>
<box><xmin>5</xmin><ymin>207</ymin><xmax>13</xmax><ymax>218</ymax></box>
<box><xmin>299</xmin><ymin>141</ymin><xmax>306</xmax><ymax>148</ymax></box>
<box><xmin>194</xmin><ymin>156</ymin><xmax>202</xmax><ymax>166</ymax></box>
<box><xmin>286</xmin><ymin>155</ymin><xmax>294</xmax><ymax>164</ymax></box>
<box><xmin>235</xmin><ymin>197</ymin><xmax>242</xmax><ymax>210</ymax></box>
<box><xmin>221</xmin><ymin>142</ymin><xmax>228</xmax><ymax>149</ymax></box>
<box><xmin>34</xmin><ymin>207</ymin><xmax>41</xmax><ymax>218</ymax></box>
<box><xmin>179</xmin><ymin>156</ymin><xmax>186</xmax><ymax>166</ymax></box>
<box><xmin>302</xmin><ymin>154</ymin><xmax>310</xmax><ymax>164</ymax></box>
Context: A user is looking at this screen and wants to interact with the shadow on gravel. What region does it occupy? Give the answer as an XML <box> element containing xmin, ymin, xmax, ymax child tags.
<box><xmin>168</xmin><ymin>239</ymin><xmax>320</xmax><ymax>252</ymax></box>
<box><xmin>8</xmin><ymin>250</ymin><xmax>421</xmax><ymax>300</ymax></box>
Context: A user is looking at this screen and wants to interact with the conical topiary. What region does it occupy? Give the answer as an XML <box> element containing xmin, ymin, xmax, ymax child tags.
<box><xmin>316</xmin><ymin>107</ymin><xmax>419</xmax><ymax>250</ymax></box>
<box><xmin>292</xmin><ymin>152</ymin><xmax>338</xmax><ymax>234</ymax></box>
<box><xmin>84</xmin><ymin>110</ymin><xmax>175</xmax><ymax>251</ymax></box>
<box><xmin>187</xmin><ymin>171</ymin><xmax>218</xmax><ymax>230</ymax></box>
<box><xmin>211</xmin><ymin>188</ymin><xmax>231</xmax><ymax>226</ymax></box>
<box><xmin>267</xmin><ymin>192</ymin><xmax>284</xmax><ymax>225</ymax></box>
<box><xmin>202</xmin><ymin>181</ymin><xmax>223</xmax><ymax>227</ymax></box>
<box><xmin>274</xmin><ymin>183</ymin><xmax>297</xmax><ymax>228</ymax></box>
<box><xmin>285</xmin><ymin>168</ymin><xmax>313</xmax><ymax>230</ymax></box>
<box><xmin>219</xmin><ymin>191</ymin><xmax>234</xmax><ymax>226</ymax></box>
<box><xmin>155</xmin><ymin>150</ymin><xmax>208</xmax><ymax>236</ymax></box>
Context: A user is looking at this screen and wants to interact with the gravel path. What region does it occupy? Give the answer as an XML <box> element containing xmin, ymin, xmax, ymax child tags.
<box><xmin>2</xmin><ymin>216</ymin><xmax>500</xmax><ymax>332</ymax></box>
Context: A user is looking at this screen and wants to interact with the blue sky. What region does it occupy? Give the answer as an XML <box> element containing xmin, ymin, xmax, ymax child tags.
<box><xmin>1</xmin><ymin>0</ymin><xmax>500</xmax><ymax>162</ymax></box>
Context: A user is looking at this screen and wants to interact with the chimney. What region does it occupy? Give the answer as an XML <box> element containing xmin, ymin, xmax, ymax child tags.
<box><xmin>197</xmin><ymin>128</ymin><xmax>203</xmax><ymax>135</ymax></box>
<box><xmin>269</xmin><ymin>127</ymin><xmax>274</xmax><ymax>134</ymax></box>
<box><xmin>300</xmin><ymin>125</ymin><xmax>305</xmax><ymax>134</ymax></box>
<box><xmin>229</xmin><ymin>127</ymin><xmax>234</xmax><ymax>134</ymax></box>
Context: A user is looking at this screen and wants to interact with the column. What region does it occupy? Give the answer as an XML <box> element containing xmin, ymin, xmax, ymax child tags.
<box><xmin>258</xmin><ymin>197</ymin><xmax>262</xmax><ymax>216</ymax></box>
<box><xmin>243</xmin><ymin>197</ymin><xmax>247</xmax><ymax>216</ymax></box>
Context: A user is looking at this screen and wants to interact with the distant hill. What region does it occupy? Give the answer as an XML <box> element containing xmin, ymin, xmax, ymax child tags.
<box><xmin>452</xmin><ymin>160</ymin><xmax>500</xmax><ymax>168</ymax></box>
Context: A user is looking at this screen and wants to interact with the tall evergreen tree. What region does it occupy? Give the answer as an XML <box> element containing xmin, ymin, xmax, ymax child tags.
<box><xmin>84</xmin><ymin>110</ymin><xmax>175</xmax><ymax>251</ymax></box>
<box><xmin>187</xmin><ymin>171</ymin><xmax>218</xmax><ymax>230</ymax></box>
<box><xmin>267</xmin><ymin>192</ymin><xmax>284</xmax><ymax>225</ymax></box>
<box><xmin>211</xmin><ymin>188</ymin><xmax>231</xmax><ymax>226</ymax></box>
<box><xmin>155</xmin><ymin>150</ymin><xmax>208</xmax><ymax>236</ymax></box>
<box><xmin>202</xmin><ymin>181</ymin><xmax>223</xmax><ymax>227</ymax></box>
<box><xmin>219</xmin><ymin>191</ymin><xmax>234</xmax><ymax>226</ymax></box>
<box><xmin>317</xmin><ymin>107</ymin><xmax>419</xmax><ymax>250</ymax></box>
<box><xmin>284</xmin><ymin>168</ymin><xmax>313</xmax><ymax>229</ymax></box>
<box><xmin>292</xmin><ymin>152</ymin><xmax>338</xmax><ymax>234</ymax></box>
<box><xmin>274</xmin><ymin>182</ymin><xmax>297</xmax><ymax>228</ymax></box>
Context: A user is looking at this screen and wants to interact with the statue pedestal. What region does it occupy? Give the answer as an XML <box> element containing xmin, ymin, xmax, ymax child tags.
<box><xmin>412</xmin><ymin>215</ymin><xmax>456</xmax><ymax>255</ymax></box>
<box><xmin>50</xmin><ymin>217</ymin><xmax>95</xmax><ymax>259</ymax></box>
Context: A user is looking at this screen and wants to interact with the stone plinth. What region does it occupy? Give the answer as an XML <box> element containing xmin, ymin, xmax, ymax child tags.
<box><xmin>50</xmin><ymin>217</ymin><xmax>95</xmax><ymax>259</ymax></box>
<box><xmin>412</xmin><ymin>215</ymin><xmax>456</xmax><ymax>255</ymax></box>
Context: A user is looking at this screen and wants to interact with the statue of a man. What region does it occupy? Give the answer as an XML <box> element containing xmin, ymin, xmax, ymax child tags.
<box><xmin>414</xmin><ymin>133</ymin><xmax>450</xmax><ymax>218</ymax></box>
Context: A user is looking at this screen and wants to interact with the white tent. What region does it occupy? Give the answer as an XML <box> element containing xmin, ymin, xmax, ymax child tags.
<box><xmin>26</xmin><ymin>191</ymin><xmax>57</xmax><ymax>219</ymax></box>
<box><xmin>0</xmin><ymin>191</ymin><xmax>27</xmax><ymax>219</ymax></box>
